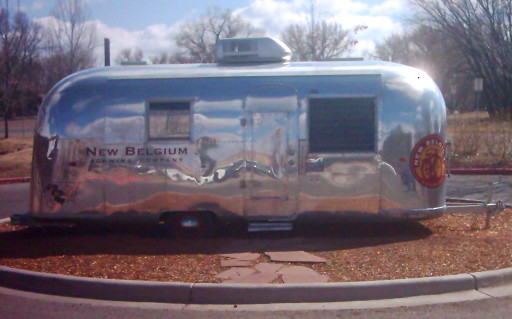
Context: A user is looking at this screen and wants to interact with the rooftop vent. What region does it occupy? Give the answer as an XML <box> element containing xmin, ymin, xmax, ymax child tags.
<box><xmin>120</xmin><ymin>60</ymin><xmax>149</xmax><ymax>66</ymax></box>
<box><xmin>215</xmin><ymin>37</ymin><xmax>292</xmax><ymax>63</ymax></box>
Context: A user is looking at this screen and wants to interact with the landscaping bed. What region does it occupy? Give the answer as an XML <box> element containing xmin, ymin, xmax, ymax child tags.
<box><xmin>1</xmin><ymin>208</ymin><xmax>511</xmax><ymax>283</ymax></box>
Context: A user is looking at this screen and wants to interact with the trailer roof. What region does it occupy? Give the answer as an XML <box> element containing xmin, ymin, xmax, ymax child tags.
<box><xmin>82</xmin><ymin>60</ymin><xmax>405</xmax><ymax>81</ymax></box>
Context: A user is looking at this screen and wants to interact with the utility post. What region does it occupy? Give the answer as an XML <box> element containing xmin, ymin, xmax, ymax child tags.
<box><xmin>474</xmin><ymin>78</ymin><xmax>484</xmax><ymax>119</ymax></box>
<box><xmin>449</xmin><ymin>76</ymin><xmax>457</xmax><ymax>113</ymax></box>
<box><xmin>104</xmin><ymin>38</ymin><xmax>111</xmax><ymax>67</ymax></box>
<box><xmin>2</xmin><ymin>0</ymin><xmax>10</xmax><ymax>139</ymax></box>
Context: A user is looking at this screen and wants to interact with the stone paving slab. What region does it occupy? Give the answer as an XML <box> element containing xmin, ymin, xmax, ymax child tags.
<box><xmin>220</xmin><ymin>260</ymin><xmax>252</xmax><ymax>267</ymax></box>
<box><xmin>254</xmin><ymin>263</ymin><xmax>285</xmax><ymax>274</ymax></box>
<box><xmin>278</xmin><ymin>266</ymin><xmax>329</xmax><ymax>283</ymax></box>
<box><xmin>223</xmin><ymin>272</ymin><xmax>279</xmax><ymax>284</ymax></box>
<box><xmin>219</xmin><ymin>253</ymin><xmax>261</xmax><ymax>261</ymax></box>
<box><xmin>265</xmin><ymin>251</ymin><xmax>327</xmax><ymax>263</ymax></box>
<box><xmin>277</xmin><ymin>266</ymin><xmax>320</xmax><ymax>276</ymax></box>
<box><xmin>214</xmin><ymin>268</ymin><xmax>256</xmax><ymax>280</ymax></box>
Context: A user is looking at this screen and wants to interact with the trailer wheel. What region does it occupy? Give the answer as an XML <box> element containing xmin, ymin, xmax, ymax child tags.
<box><xmin>163</xmin><ymin>212</ymin><xmax>215</xmax><ymax>238</ymax></box>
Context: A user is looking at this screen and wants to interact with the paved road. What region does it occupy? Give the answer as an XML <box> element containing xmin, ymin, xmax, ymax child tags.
<box><xmin>0</xmin><ymin>183</ymin><xmax>29</xmax><ymax>219</ymax></box>
<box><xmin>1</xmin><ymin>287</ymin><xmax>511</xmax><ymax>319</ymax></box>
<box><xmin>446</xmin><ymin>175</ymin><xmax>512</xmax><ymax>204</ymax></box>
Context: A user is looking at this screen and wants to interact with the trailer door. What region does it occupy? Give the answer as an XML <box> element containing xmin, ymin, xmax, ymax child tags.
<box><xmin>243</xmin><ymin>85</ymin><xmax>299</xmax><ymax>219</ymax></box>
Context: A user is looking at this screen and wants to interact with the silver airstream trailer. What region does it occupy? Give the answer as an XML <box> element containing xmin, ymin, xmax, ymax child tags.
<box><xmin>15</xmin><ymin>37</ymin><xmax>474</xmax><ymax>236</ymax></box>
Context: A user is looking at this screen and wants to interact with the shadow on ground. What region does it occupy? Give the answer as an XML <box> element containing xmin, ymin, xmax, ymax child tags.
<box><xmin>0</xmin><ymin>219</ymin><xmax>432</xmax><ymax>259</ymax></box>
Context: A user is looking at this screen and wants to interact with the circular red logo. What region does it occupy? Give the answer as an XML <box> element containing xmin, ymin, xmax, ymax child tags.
<box><xmin>410</xmin><ymin>135</ymin><xmax>446</xmax><ymax>188</ymax></box>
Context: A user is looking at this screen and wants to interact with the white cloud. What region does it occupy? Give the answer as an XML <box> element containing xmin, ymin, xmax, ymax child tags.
<box><xmin>94</xmin><ymin>20</ymin><xmax>179</xmax><ymax>64</ymax></box>
<box><xmin>316</xmin><ymin>0</ymin><xmax>369</xmax><ymax>15</ymax></box>
<box><xmin>369</xmin><ymin>0</ymin><xmax>408</xmax><ymax>16</ymax></box>
<box><xmin>234</xmin><ymin>0</ymin><xmax>302</xmax><ymax>37</ymax></box>
<box><xmin>350</xmin><ymin>14</ymin><xmax>404</xmax><ymax>44</ymax></box>
<box><xmin>236</xmin><ymin>0</ymin><xmax>408</xmax><ymax>56</ymax></box>
<box><xmin>36</xmin><ymin>16</ymin><xmax>179</xmax><ymax>66</ymax></box>
<box><xmin>35</xmin><ymin>0</ymin><xmax>409</xmax><ymax>65</ymax></box>
<box><xmin>355</xmin><ymin>39</ymin><xmax>377</xmax><ymax>57</ymax></box>
<box><xmin>31</xmin><ymin>2</ymin><xmax>45</xmax><ymax>11</ymax></box>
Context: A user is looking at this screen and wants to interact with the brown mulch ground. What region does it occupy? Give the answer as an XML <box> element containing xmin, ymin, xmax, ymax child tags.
<box><xmin>1</xmin><ymin>208</ymin><xmax>511</xmax><ymax>283</ymax></box>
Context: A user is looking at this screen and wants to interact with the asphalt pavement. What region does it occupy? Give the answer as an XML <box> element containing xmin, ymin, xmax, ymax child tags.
<box><xmin>446</xmin><ymin>175</ymin><xmax>512</xmax><ymax>204</ymax></box>
<box><xmin>1</xmin><ymin>287</ymin><xmax>511</xmax><ymax>319</ymax></box>
<box><xmin>0</xmin><ymin>183</ymin><xmax>29</xmax><ymax>219</ymax></box>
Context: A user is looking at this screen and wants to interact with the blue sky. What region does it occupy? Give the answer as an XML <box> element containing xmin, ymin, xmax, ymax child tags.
<box><xmin>19</xmin><ymin>0</ymin><xmax>411</xmax><ymax>65</ymax></box>
<box><xmin>24</xmin><ymin>0</ymin><xmax>254</xmax><ymax>31</ymax></box>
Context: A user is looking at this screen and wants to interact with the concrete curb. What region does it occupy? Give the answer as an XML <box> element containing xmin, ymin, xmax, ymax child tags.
<box><xmin>0</xmin><ymin>265</ymin><xmax>511</xmax><ymax>304</ymax></box>
<box><xmin>471</xmin><ymin>268</ymin><xmax>512</xmax><ymax>290</ymax></box>
<box><xmin>0</xmin><ymin>266</ymin><xmax>193</xmax><ymax>303</ymax></box>
<box><xmin>0</xmin><ymin>177</ymin><xmax>30</xmax><ymax>185</ymax></box>
<box><xmin>190</xmin><ymin>275</ymin><xmax>475</xmax><ymax>304</ymax></box>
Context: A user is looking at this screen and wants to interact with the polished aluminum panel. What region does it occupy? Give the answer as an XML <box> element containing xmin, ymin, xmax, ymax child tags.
<box><xmin>30</xmin><ymin>61</ymin><xmax>447</xmax><ymax>223</ymax></box>
<box><xmin>378</xmin><ymin>66</ymin><xmax>447</xmax><ymax>214</ymax></box>
<box><xmin>243</xmin><ymin>85</ymin><xmax>299</xmax><ymax>219</ymax></box>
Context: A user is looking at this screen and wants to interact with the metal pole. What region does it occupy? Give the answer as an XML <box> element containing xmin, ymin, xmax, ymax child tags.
<box><xmin>21</xmin><ymin>95</ymin><xmax>25</xmax><ymax>137</ymax></box>
<box><xmin>104</xmin><ymin>38</ymin><xmax>111</xmax><ymax>67</ymax></box>
<box><xmin>476</xmin><ymin>91</ymin><xmax>480</xmax><ymax>120</ymax></box>
<box><xmin>3</xmin><ymin>105</ymin><xmax>8</xmax><ymax>139</ymax></box>
<box><xmin>474</xmin><ymin>78</ymin><xmax>483</xmax><ymax>120</ymax></box>
<box><xmin>3</xmin><ymin>0</ymin><xmax>10</xmax><ymax>139</ymax></box>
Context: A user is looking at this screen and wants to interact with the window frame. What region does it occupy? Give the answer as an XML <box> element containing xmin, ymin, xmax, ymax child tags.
<box><xmin>307</xmin><ymin>95</ymin><xmax>378</xmax><ymax>154</ymax></box>
<box><xmin>146</xmin><ymin>99</ymin><xmax>193</xmax><ymax>141</ymax></box>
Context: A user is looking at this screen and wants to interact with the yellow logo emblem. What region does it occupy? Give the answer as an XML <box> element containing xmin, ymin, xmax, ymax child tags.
<box><xmin>410</xmin><ymin>135</ymin><xmax>446</xmax><ymax>188</ymax></box>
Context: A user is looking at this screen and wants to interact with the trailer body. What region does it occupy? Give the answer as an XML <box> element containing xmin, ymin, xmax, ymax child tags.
<box><xmin>28</xmin><ymin>47</ymin><xmax>448</xmax><ymax>229</ymax></box>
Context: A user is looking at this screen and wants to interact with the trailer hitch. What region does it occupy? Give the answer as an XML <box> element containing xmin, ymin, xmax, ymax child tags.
<box><xmin>446</xmin><ymin>178</ymin><xmax>507</xmax><ymax>229</ymax></box>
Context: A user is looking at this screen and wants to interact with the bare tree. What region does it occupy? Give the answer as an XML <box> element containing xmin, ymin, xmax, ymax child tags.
<box><xmin>115</xmin><ymin>47</ymin><xmax>144</xmax><ymax>65</ymax></box>
<box><xmin>0</xmin><ymin>0</ymin><xmax>41</xmax><ymax>138</ymax></box>
<box><xmin>150</xmin><ymin>52</ymin><xmax>171</xmax><ymax>65</ymax></box>
<box><xmin>409</xmin><ymin>0</ymin><xmax>512</xmax><ymax>117</ymax></box>
<box><xmin>281</xmin><ymin>1</ymin><xmax>366</xmax><ymax>61</ymax></box>
<box><xmin>373</xmin><ymin>25</ymin><xmax>469</xmax><ymax>81</ymax></box>
<box><xmin>172</xmin><ymin>7</ymin><xmax>265</xmax><ymax>63</ymax></box>
<box><xmin>43</xmin><ymin>0</ymin><xmax>96</xmax><ymax>80</ymax></box>
<box><xmin>150</xmin><ymin>51</ymin><xmax>188</xmax><ymax>64</ymax></box>
<box><xmin>373</xmin><ymin>33</ymin><xmax>417</xmax><ymax>65</ymax></box>
<box><xmin>373</xmin><ymin>25</ymin><xmax>472</xmax><ymax>112</ymax></box>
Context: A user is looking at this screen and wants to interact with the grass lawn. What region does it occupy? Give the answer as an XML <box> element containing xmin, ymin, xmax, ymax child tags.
<box><xmin>0</xmin><ymin>137</ymin><xmax>33</xmax><ymax>178</ymax></box>
<box><xmin>448</xmin><ymin>111</ymin><xmax>512</xmax><ymax>168</ymax></box>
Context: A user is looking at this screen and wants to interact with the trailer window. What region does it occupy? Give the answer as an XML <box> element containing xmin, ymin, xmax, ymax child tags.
<box><xmin>309</xmin><ymin>97</ymin><xmax>375</xmax><ymax>153</ymax></box>
<box><xmin>148</xmin><ymin>101</ymin><xmax>190</xmax><ymax>139</ymax></box>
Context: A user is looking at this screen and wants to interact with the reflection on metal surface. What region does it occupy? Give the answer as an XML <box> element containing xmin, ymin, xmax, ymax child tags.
<box><xmin>243</xmin><ymin>85</ymin><xmax>299</xmax><ymax>219</ymax></box>
<box><xmin>29</xmin><ymin>61</ymin><xmax>447</xmax><ymax>224</ymax></box>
